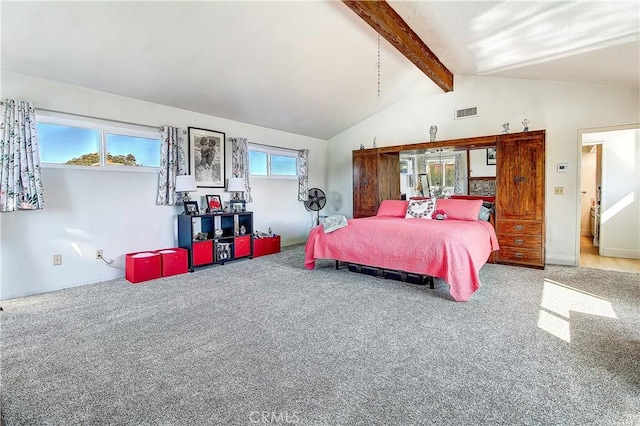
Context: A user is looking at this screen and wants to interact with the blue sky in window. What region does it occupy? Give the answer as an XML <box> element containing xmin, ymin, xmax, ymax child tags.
<box><xmin>249</xmin><ymin>151</ymin><xmax>267</xmax><ymax>175</ymax></box>
<box><xmin>271</xmin><ymin>154</ymin><xmax>296</xmax><ymax>175</ymax></box>
<box><xmin>37</xmin><ymin>123</ymin><xmax>99</xmax><ymax>163</ymax></box>
<box><xmin>106</xmin><ymin>134</ymin><xmax>160</xmax><ymax>166</ymax></box>
<box><xmin>37</xmin><ymin>123</ymin><xmax>160</xmax><ymax>166</ymax></box>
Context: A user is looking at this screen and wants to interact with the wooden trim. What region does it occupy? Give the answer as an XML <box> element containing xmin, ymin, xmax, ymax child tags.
<box><xmin>354</xmin><ymin>134</ymin><xmax>498</xmax><ymax>156</ymax></box>
<box><xmin>342</xmin><ymin>0</ymin><xmax>454</xmax><ymax>92</ymax></box>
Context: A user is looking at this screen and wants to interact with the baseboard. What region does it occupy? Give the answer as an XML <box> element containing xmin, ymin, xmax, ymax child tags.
<box><xmin>601</xmin><ymin>248</ymin><xmax>640</xmax><ymax>259</ymax></box>
<box><xmin>545</xmin><ymin>255</ymin><xmax>577</xmax><ymax>266</ymax></box>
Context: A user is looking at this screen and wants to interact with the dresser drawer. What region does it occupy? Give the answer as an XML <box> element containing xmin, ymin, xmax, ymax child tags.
<box><xmin>497</xmin><ymin>234</ymin><xmax>542</xmax><ymax>251</ymax></box>
<box><xmin>496</xmin><ymin>247</ymin><xmax>543</xmax><ymax>266</ymax></box>
<box><xmin>496</xmin><ymin>220</ymin><xmax>542</xmax><ymax>236</ymax></box>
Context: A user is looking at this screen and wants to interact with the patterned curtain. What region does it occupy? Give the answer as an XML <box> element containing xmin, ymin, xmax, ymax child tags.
<box><xmin>230</xmin><ymin>137</ymin><xmax>252</xmax><ymax>202</ymax></box>
<box><xmin>156</xmin><ymin>125</ymin><xmax>185</xmax><ymax>205</ymax></box>
<box><xmin>454</xmin><ymin>153</ymin><xmax>463</xmax><ymax>194</ymax></box>
<box><xmin>298</xmin><ymin>149</ymin><xmax>309</xmax><ymax>201</ymax></box>
<box><xmin>0</xmin><ymin>99</ymin><xmax>44</xmax><ymax>212</ymax></box>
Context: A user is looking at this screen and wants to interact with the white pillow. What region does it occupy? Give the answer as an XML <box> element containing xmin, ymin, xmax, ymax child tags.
<box><xmin>405</xmin><ymin>198</ymin><xmax>436</xmax><ymax>219</ymax></box>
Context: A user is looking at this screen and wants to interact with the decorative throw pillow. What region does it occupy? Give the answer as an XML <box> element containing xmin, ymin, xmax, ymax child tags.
<box><xmin>405</xmin><ymin>198</ymin><xmax>436</xmax><ymax>219</ymax></box>
<box><xmin>376</xmin><ymin>200</ymin><xmax>410</xmax><ymax>217</ymax></box>
<box><xmin>478</xmin><ymin>206</ymin><xmax>492</xmax><ymax>221</ymax></box>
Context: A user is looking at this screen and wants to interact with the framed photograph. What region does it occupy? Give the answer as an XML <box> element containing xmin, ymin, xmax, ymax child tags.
<box><xmin>183</xmin><ymin>201</ymin><xmax>199</xmax><ymax>215</ymax></box>
<box><xmin>230</xmin><ymin>200</ymin><xmax>246</xmax><ymax>213</ymax></box>
<box><xmin>206</xmin><ymin>194</ymin><xmax>223</xmax><ymax>213</ymax></box>
<box><xmin>188</xmin><ymin>127</ymin><xmax>225</xmax><ymax>188</ymax></box>
<box><xmin>486</xmin><ymin>147</ymin><xmax>497</xmax><ymax>165</ymax></box>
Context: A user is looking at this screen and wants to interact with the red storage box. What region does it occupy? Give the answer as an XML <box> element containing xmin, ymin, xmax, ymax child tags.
<box><xmin>155</xmin><ymin>248</ymin><xmax>188</xmax><ymax>277</ymax></box>
<box><xmin>253</xmin><ymin>236</ymin><xmax>281</xmax><ymax>258</ymax></box>
<box><xmin>125</xmin><ymin>251</ymin><xmax>162</xmax><ymax>283</ymax></box>
<box><xmin>192</xmin><ymin>240</ymin><xmax>214</xmax><ymax>266</ymax></box>
<box><xmin>235</xmin><ymin>235</ymin><xmax>251</xmax><ymax>258</ymax></box>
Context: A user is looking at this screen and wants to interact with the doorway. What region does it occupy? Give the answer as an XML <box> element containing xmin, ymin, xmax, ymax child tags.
<box><xmin>576</xmin><ymin>125</ymin><xmax>640</xmax><ymax>273</ymax></box>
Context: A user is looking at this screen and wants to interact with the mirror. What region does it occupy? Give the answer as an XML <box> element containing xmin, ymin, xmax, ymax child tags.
<box><xmin>400</xmin><ymin>147</ymin><xmax>496</xmax><ymax>199</ymax></box>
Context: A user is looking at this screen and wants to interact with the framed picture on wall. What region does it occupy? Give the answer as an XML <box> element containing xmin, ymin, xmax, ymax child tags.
<box><xmin>486</xmin><ymin>147</ymin><xmax>497</xmax><ymax>165</ymax></box>
<box><xmin>188</xmin><ymin>127</ymin><xmax>225</xmax><ymax>188</ymax></box>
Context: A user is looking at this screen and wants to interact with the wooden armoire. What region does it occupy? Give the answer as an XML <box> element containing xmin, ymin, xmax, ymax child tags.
<box><xmin>352</xmin><ymin>149</ymin><xmax>400</xmax><ymax>218</ymax></box>
<box><xmin>494</xmin><ymin>130</ymin><xmax>545</xmax><ymax>268</ymax></box>
<box><xmin>352</xmin><ymin>130</ymin><xmax>546</xmax><ymax>268</ymax></box>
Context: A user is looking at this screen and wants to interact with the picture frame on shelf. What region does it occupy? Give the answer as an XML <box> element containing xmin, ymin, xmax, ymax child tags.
<box><xmin>230</xmin><ymin>200</ymin><xmax>246</xmax><ymax>213</ymax></box>
<box><xmin>188</xmin><ymin>127</ymin><xmax>225</xmax><ymax>188</ymax></box>
<box><xmin>205</xmin><ymin>194</ymin><xmax>223</xmax><ymax>213</ymax></box>
<box><xmin>486</xmin><ymin>147</ymin><xmax>497</xmax><ymax>165</ymax></box>
<box><xmin>183</xmin><ymin>201</ymin><xmax>199</xmax><ymax>215</ymax></box>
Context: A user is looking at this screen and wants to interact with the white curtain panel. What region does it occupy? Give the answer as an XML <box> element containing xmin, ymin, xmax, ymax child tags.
<box><xmin>230</xmin><ymin>137</ymin><xmax>253</xmax><ymax>203</ymax></box>
<box><xmin>156</xmin><ymin>125</ymin><xmax>185</xmax><ymax>205</ymax></box>
<box><xmin>297</xmin><ymin>149</ymin><xmax>309</xmax><ymax>201</ymax></box>
<box><xmin>0</xmin><ymin>99</ymin><xmax>45</xmax><ymax>211</ymax></box>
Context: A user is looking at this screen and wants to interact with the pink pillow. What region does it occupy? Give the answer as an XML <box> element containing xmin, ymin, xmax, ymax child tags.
<box><xmin>435</xmin><ymin>198</ymin><xmax>483</xmax><ymax>221</ymax></box>
<box><xmin>376</xmin><ymin>200</ymin><xmax>409</xmax><ymax>217</ymax></box>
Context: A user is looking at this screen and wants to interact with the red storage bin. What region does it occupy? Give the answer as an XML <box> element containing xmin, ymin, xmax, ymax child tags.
<box><xmin>253</xmin><ymin>236</ymin><xmax>281</xmax><ymax>258</ymax></box>
<box><xmin>125</xmin><ymin>251</ymin><xmax>162</xmax><ymax>283</ymax></box>
<box><xmin>235</xmin><ymin>235</ymin><xmax>251</xmax><ymax>258</ymax></box>
<box><xmin>155</xmin><ymin>248</ymin><xmax>188</xmax><ymax>277</ymax></box>
<box><xmin>192</xmin><ymin>240</ymin><xmax>214</xmax><ymax>266</ymax></box>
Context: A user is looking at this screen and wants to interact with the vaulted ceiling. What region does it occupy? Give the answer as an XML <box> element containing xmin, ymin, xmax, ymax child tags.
<box><xmin>2</xmin><ymin>1</ymin><xmax>638</xmax><ymax>140</ymax></box>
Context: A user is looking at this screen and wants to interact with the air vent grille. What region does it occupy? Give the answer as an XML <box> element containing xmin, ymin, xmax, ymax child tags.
<box><xmin>454</xmin><ymin>106</ymin><xmax>478</xmax><ymax>120</ymax></box>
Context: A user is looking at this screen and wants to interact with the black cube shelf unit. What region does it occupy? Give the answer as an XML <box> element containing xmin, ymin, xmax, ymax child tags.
<box><xmin>178</xmin><ymin>212</ymin><xmax>253</xmax><ymax>271</ymax></box>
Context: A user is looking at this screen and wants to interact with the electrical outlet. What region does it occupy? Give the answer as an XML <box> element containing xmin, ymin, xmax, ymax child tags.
<box><xmin>554</xmin><ymin>187</ymin><xmax>564</xmax><ymax>195</ymax></box>
<box><xmin>96</xmin><ymin>249</ymin><xmax>103</xmax><ymax>260</ymax></box>
<box><xmin>53</xmin><ymin>254</ymin><xmax>62</xmax><ymax>266</ymax></box>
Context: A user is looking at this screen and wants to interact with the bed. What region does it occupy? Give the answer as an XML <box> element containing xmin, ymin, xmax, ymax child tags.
<box><xmin>304</xmin><ymin>198</ymin><xmax>499</xmax><ymax>301</ymax></box>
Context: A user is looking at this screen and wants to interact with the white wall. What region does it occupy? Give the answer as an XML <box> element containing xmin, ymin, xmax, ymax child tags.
<box><xmin>469</xmin><ymin>148</ymin><xmax>496</xmax><ymax>177</ymax></box>
<box><xmin>587</xmin><ymin>129</ymin><xmax>640</xmax><ymax>259</ymax></box>
<box><xmin>0</xmin><ymin>72</ymin><xmax>327</xmax><ymax>299</ymax></box>
<box><xmin>327</xmin><ymin>74</ymin><xmax>639</xmax><ymax>266</ymax></box>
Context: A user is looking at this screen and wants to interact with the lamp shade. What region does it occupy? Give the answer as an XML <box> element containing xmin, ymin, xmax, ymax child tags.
<box><xmin>226</xmin><ymin>177</ymin><xmax>245</xmax><ymax>193</ymax></box>
<box><xmin>175</xmin><ymin>175</ymin><xmax>197</xmax><ymax>193</ymax></box>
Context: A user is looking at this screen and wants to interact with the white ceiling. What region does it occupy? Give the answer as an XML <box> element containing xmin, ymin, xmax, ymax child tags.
<box><xmin>2</xmin><ymin>1</ymin><xmax>638</xmax><ymax>140</ymax></box>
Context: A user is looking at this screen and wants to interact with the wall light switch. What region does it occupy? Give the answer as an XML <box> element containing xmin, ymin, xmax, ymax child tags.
<box><xmin>554</xmin><ymin>187</ymin><xmax>564</xmax><ymax>195</ymax></box>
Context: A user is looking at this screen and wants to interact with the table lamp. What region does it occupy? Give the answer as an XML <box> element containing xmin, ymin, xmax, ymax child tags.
<box><xmin>226</xmin><ymin>177</ymin><xmax>245</xmax><ymax>201</ymax></box>
<box><xmin>175</xmin><ymin>175</ymin><xmax>197</xmax><ymax>202</ymax></box>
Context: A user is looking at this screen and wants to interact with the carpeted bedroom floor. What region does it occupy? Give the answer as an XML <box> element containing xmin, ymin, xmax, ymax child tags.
<box><xmin>1</xmin><ymin>245</ymin><xmax>639</xmax><ymax>425</ymax></box>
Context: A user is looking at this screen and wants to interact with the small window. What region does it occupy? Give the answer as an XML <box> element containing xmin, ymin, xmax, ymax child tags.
<box><xmin>249</xmin><ymin>145</ymin><xmax>297</xmax><ymax>178</ymax></box>
<box><xmin>37</xmin><ymin>113</ymin><xmax>161</xmax><ymax>169</ymax></box>
<box><xmin>248</xmin><ymin>151</ymin><xmax>268</xmax><ymax>176</ymax></box>
<box><xmin>37</xmin><ymin>123</ymin><xmax>101</xmax><ymax>165</ymax></box>
<box><xmin>106</xmin><ymin>133</ymin><xmax>161</xmax><ymax>167</ymax></box>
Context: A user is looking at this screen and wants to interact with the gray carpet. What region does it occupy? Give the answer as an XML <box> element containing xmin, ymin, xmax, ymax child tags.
<box><xmin>1</xmin><ymin>245</ymin><xmax>639</xmax><ymax>425</ymax></box>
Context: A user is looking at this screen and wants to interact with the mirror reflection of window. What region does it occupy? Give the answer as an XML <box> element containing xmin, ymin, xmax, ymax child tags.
<box><xmin>401</xmin><ymin>147</ymin><xmax>499</xmax><ymax>198</ymax></box>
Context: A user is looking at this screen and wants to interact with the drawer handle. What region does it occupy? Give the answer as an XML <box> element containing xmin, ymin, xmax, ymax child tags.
<box><xmin>514</xmin><ymin>225</ymin><xmax>524</xmax><ymax>231</ymax></box>
<box><xmin>514</xmin><ymin>238</ymin><xmax>524</xmax><ymax>245</ymax></box>
<box><xmin>514</xmin><ymin>252</ymin><xmax>524</xmax><ymax>258</ymax></box>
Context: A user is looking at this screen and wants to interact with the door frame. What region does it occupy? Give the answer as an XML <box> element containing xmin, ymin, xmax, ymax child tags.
<box><xmin>575</xmin><ymin>123</ymin><xmax>640</xmax><ymax>265</ymax></box>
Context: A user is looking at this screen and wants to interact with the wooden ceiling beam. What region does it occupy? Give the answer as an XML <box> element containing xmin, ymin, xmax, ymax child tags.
<box><xmin>342</xmin><ymin>0</ymin><xmax>454</xmax><ymax>92</ymax></box>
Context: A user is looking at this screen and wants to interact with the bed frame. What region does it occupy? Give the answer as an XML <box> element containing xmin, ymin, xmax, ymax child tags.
<box><xmin>335</xmin><ymin>260</ymin><xmax>435</xmax><ymax>288</ymax></box>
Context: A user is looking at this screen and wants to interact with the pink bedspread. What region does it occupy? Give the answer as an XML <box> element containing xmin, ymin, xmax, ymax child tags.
<box><xmin>304</xmin><ymin>217</ymin><xmax>499</xmax><ymax>301</ymax></box>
